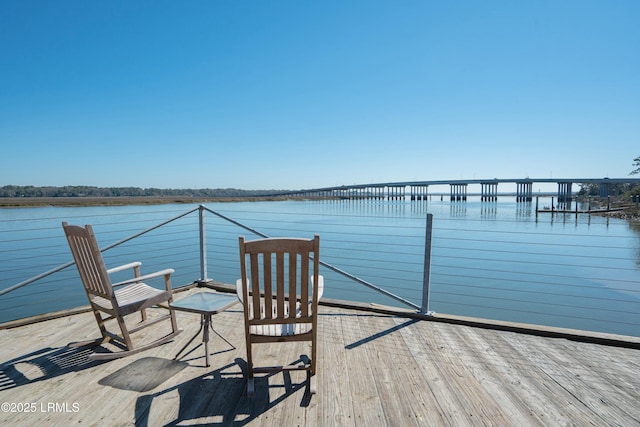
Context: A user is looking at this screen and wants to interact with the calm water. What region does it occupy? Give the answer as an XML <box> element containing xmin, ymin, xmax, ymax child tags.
<box><xmin>1</xmin><ymin>197</ymin><xmax>639</xmax><ymax>337</ymax></box>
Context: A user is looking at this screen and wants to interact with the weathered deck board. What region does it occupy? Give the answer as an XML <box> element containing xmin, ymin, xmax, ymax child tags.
<box><xmin>1</xmin><ymin>292</ymin><xmax>639</xmax><ymax>426</ymax></box>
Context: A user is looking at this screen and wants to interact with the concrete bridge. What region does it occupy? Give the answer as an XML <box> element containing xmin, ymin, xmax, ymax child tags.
<box><xmin>275</xmin><ymin>178</ymin><xmax>640</xmax><ymax>202</ymax></box>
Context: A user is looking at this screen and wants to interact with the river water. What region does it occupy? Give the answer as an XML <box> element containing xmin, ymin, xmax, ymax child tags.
<box><xmin>1</xmin><ymin>197</ymin><xmax>639</xmax><ymax>337</ymax></box>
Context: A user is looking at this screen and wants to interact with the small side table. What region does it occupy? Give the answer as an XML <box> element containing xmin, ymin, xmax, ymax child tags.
<box><xmin>171</xmin><ymin>292</ymin><xmax>239</xmax><ymax>367</ymax></box>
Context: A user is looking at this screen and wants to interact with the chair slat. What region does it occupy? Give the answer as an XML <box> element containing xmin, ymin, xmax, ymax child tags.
<box><xmin>301</xmin><ymin>251</ymin><xmax>309</xmax><ymax>317</ymax></box>
<box><xmin>276</xmin><ymin>251</ymin><xmax>285</xmax><ymax>318</ymax></box>
<box><xmin>249</xmin><ymin>252</ymin><xmax>261</xmax><ymax>319</ymax></box>
<box><xmin>288</xmin><ymin>252</ymin><xmax>297</xmax><ymax>319</ymax></box>
<box><xmin>264</xmin><ymin>252</ymin><xmax>272</xmax><ymax>319</ymax></box>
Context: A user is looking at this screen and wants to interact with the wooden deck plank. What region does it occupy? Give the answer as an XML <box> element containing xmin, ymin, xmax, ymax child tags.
<box><xmin>476</xmin><ymin>328</ymin><xmax>591</xmax><ymax>426</ymax></box>
<box><xmin>364</xmin><ymin>315</ymin><xmax>440</xmax><ymax>426</ymax></box>
<box><xmin>1</xmin><ymin>292</ymin><xmax>639</xmax><ymax>426</ymax></box>
<box><xmin>554</xmin><ymin>337</ymin><xmax>640</xmax><ymax>415</ymax></box>
<box><xmin>341</xmin><ymin>311</ymin><xmax>387</xmax><ymax>426</ymax></box>
<box><xmin>503</xmin><ymin>331</ymin><xmax>640</xmax><ymax>426</ymax></box>
<box><xmin>430</xmin><ymin>321</ymin><xmax>515</xmax><ymax>426</ymax></box>
<box><xmin>497</xmin><ymin>329</ymin><xmax>623</xmax><ymax>425</ymax></box>
<box><xmin>452</xmin><ymin>326</ymin><xmax>547</xmax><ymax>425</ymax></box>
<box><xmin>356</xmin><ymin>314</ymin><xmax>415</xmax><ymax>426</ymax></box>
<box><xmin>318</xmin><ymin>310</ymin><xmax>355</xmax><ymax>426</ymax></box>
<box><xmin>400</xmin><ymin>319</ymin><xmax>474</xmax><ymax>426</ymax></box>
<box><xmin>392</xmin><ymin>318</ymin><xmax>451</xmax><ymax>426</ymax></box>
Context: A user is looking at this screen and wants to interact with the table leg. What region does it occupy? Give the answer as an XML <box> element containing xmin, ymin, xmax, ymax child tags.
<box><xmin>203</xmin><ymin>313</ymin><xmax>211</xmax><ymax>367</ymax></box>
<box><xmin>175</xmin><ymin>310</ymin><xmax>235</xmax><ymax>367</ymax></box>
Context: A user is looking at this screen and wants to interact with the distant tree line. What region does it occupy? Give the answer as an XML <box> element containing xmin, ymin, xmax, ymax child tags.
<box><xmin>577</xmin><ymin>182</ymin><xmax>639</xmax><ymax>197</ymax></box>
<box><xmin>578</xmin><ymin>156</ymin><xmax>640</xmax><ymax>197</ymax></box>
<box><xmin>0</xmin><ymin>185</ymin><xmax>288</xmax><ymax>198</ymax></box>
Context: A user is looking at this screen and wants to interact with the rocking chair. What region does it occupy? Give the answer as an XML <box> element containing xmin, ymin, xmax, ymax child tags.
<box><xmin>62</xmin><ymin>222</ymin><xmax>181</xmax><ymax>360</ymax></box>
<box><xmin>237</xmin><ymin>235</ymin><xmax>323</xmax><ymax>397</ymax></box>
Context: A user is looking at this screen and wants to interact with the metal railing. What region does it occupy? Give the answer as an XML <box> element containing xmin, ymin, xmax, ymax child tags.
<box><xmin>0</xmin><ymin>204</ymin><xmax>432</xmax><ymax>322</ymax></box>
<box><xmin>1</xmin><ymin>200</ymin><xmax>639</xmax><ymax>339</ymax></box>
<box><xmin>200</xmin><ymin>205</ymin><xmax>427</xmax><ymax>312</ymax></box>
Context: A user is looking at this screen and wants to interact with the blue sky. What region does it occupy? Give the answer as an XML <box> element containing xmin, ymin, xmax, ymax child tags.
<box><xmin>1</xmin><ymin>1</ymin><xmax>639</xmax><ymax>190</ymax></box>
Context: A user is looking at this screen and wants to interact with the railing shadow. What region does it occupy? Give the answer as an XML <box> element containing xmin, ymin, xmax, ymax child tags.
<box><xmin>134</xmin><ymin>358</ymin><xmax>311</xmax><ymax>427</ymax></box>
<box><xmin>344</xmin><ymin>318</ymin><xmax>419</xmax><ymax>350</ymax></box>
<box><xmin>0</xmin><ymin>340</ymin><xmax>187</xmax><ymax>393</ymax></box>
<box><xmin>0</xmin><ymin>344</ymin><xmax>106</xmax><ymax>391</ymax></box>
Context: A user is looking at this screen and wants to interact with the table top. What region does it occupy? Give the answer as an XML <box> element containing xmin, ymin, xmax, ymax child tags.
<box><xmin>170</xmin><ymin>291</ymin><xmax>239</xmax><ymax>315</ymax></box>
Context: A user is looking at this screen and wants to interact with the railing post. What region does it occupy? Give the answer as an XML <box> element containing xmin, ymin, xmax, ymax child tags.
<box><xmin>199</xmin><ymin>205</ymin><xmax>208</xmax><ymax>283</ymax></box>
<box><xmin>421</xmin><ymin>213</ymin><xmax>434</xmax><ymax>315</ymax></box>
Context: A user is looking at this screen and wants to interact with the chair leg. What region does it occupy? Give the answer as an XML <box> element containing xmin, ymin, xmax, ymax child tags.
<box><xmin>169</xmin><ymin>308</ymin><xmax>179</xmax><ymax>333</ymax></box>
<box><xmin>310</xmin><ymin>335</ymin><xmax>317</xmax><ymax>394</ymax></box>
<box><xmin>116</xmin><ymin>314</ymin><xmax>134</xmax><ymax>350</ymax></box>
<box><xmin>309</xmin><ymin>372</ymin><xmax>317</xmax><ymax>395</ymax></box>
<box><xmin>246</xmin><ymin>338</ymin><xmax>255</xmax><ymax>398</ymax></box>
<box><xmin>92</xmin><ymin>309</ymin><xmax>109</xmax><ymax>341</ymax></box>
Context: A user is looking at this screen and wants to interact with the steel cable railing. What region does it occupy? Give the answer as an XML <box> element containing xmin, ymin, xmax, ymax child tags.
<box><xmin>1</xmin><ymin>201</ymin><xmax>639</xmax><ymax>338</ymax></box>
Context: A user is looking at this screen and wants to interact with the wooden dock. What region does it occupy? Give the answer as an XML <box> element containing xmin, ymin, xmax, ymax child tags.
<box><xmin>1</xmin><ymin>288</ymin><xmax>639</xmax><ymax>426</ymax></box>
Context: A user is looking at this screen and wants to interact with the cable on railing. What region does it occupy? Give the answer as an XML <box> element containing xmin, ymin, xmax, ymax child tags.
<box><xmin>202</xmin><ymin>205</ymin><xmax>422</xmax><ymax>311</ymax></box>
<box><xmin>0</xmin><ymin>261</ymin><xmax>78</xmax><ymax>297</ymax></box>
<box><xmin>0</xmin><ymin>206</ymin><xmax>199</xmax><ymax>297</ymax></box>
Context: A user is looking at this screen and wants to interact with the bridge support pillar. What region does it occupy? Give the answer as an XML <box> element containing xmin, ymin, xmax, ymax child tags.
<box><xmin>557</xmin><ymin>182</ymin><xmax>573</xmax><ymax>203</ymax></box>
<box><xmin>388</xmin><ymin>185</ymin><xmax>406</xmax><ymax>200</ymax></box>
<box><xmin>516</xmin><ymin>181</ymin><xmax>533</xmax><ymax>202</ymax></box>
<box><xmin>599</xmin><ymin>181</ymin><xmax>611</xmax><ymax>198</ymax></box>
<box><xmin>450</xmin><ymin>184</ymin><xmax>467</xmax><ymax>201</ymax></box>
<box><xmin>411</xmin><ymin>185</ymin><xmax>428</xmax><ymax>200</ymax></box>
<box><xmin>481</xmin><ymin>182</ymin><xmax>498</xmax><ymax>201</ymax></box>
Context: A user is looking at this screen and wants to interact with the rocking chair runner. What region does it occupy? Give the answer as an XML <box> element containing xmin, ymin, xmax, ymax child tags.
<box><xmin>237</xmin><ymin>235</ymin><xmax>323</xmax><ymax>397</ymax></box>
<box><xmin>62</xmin><ymin>222</ymin><xmax>181</xmax><ymax>360</ymax></box>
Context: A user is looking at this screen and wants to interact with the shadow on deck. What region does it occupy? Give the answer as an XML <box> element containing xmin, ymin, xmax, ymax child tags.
<box><xmin>1</xmin><ymin>290</ymin><xmax>639</xmax><ymax>426</ymax></box>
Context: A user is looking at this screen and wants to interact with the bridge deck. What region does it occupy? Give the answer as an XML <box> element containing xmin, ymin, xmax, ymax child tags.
<box><xmin>1</xmin><ymin>289</ymin><xmax>639</xmax><ymax>426</ymax></box>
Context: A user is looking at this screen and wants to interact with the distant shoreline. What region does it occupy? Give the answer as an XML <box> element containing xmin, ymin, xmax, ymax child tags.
<box><xmin>0</xmin><ymin>196</ymin><xmax>300</xmax><ymax>208</ymax></box>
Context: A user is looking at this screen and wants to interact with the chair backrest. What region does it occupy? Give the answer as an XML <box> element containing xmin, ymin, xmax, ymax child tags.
<box><xmin>239</xmin><ymin>235</ymin><xmax>320</xmax><ymax>327</ymax></box>
<box><xmin>62</xmin><ymin>222</ymin><xmax>114</xmax><ymax>300</ymax></box>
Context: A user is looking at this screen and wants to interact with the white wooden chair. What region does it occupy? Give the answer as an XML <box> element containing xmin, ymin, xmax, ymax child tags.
<box><xmin>62</xmin><ymin>222</ymin><xmax>181</xmax><ymax>360</ymax></box>
<box><xmin>237</xmin><ymin>235</ymin><xmax>323</xmax><ymax>397</ymax></box>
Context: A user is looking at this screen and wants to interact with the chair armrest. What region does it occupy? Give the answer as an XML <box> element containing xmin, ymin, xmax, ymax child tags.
<box><xmin>111</xmin><ymin>269</ymin><xmax>175</xmax><ymax>288</ymax></box>
<box><xmin>107</xmin><ymin>262</ymin><xmax>142</xmax><ymax>275</ymax></box>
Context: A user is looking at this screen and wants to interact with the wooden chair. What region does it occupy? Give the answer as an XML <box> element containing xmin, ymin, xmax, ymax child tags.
<box><xmin>236</xmin><ymin>235</ymin><xmax>323</xmax><ymax>397</ymax></box>
<box><xmin>62</xmin><ymin>222</ymin><xmax>181</xmax><ymax>360</ymax></box>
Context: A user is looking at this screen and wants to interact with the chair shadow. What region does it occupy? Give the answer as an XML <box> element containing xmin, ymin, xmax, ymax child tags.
<box><xmin>0</xmin><ymin>342</ymin><xmax>106</xmax><ymax>391</ymax></box>
<box><xmin>135</xmin><ymin>357</ymin><xmax>312</xmax><ymax>427</ymax></box>
<box><xmin>99</xmin><ymin>356</ymin><xmax>188</xmax><ymax>392</ymax></box>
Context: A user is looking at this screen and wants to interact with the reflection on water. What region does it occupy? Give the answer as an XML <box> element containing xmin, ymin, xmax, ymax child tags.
<box><xmin>449</xmin><ymin>202</ymin><xmax>467</xmax><ymax>217</ymax></box>
<box><xmin>481</xmin><ymin>202</ymin><xmax>497</xmax><ymax>218</ymax></box>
